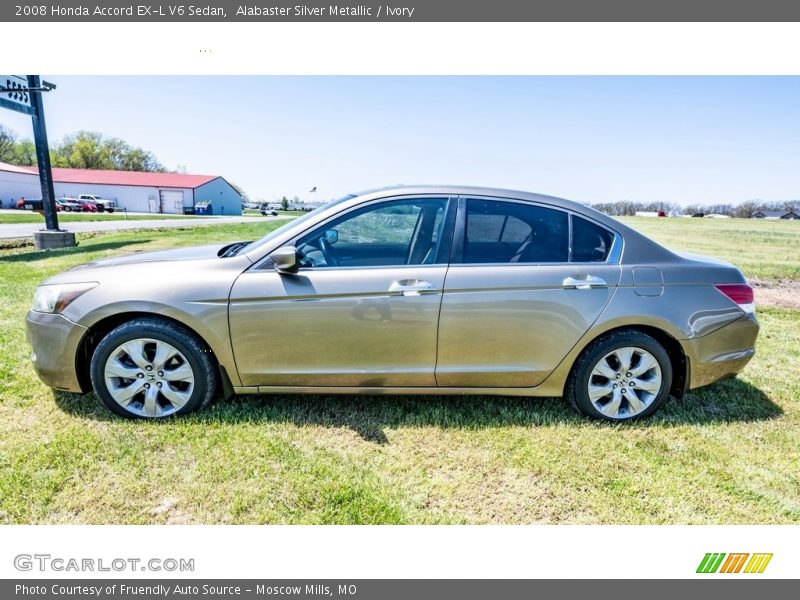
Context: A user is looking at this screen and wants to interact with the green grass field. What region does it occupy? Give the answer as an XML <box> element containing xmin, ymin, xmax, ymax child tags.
<box><xmin>618</xmin><ymin>216</ymin><xmax>800</xmax><ymax>281</ymax></box>
<box><xmin>0</xmin><ymin>219</ymin><xmax>798</xmax><ymax>524</ymax></box>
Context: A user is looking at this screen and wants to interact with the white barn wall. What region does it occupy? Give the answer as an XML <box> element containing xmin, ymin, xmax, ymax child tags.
<box><xmin>54</xmin><ymin>182</ymin><xmax>194</xmax><ymax>214</ymax></box>
<box><xmin>0</xmin><ymin>170</ymin><xmax>41</xmax><ymax>206</ymax></box>
<box><xmin>0</xmin><ymin>167</ymin><xmax>239</xmax><ymax>215</ymax></box>
<box><xmin>193</xmin><ymin>177</ymin><xmax>243</xmax><ymax>215</ymax></box>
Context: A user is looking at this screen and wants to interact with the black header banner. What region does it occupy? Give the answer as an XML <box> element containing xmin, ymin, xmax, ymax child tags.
<box><xmin>5</xmin><ymin>0</ymin><xmax>800</xmax><ymax>22</ymax></box>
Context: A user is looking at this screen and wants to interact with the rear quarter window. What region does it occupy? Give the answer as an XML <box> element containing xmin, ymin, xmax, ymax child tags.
<box><xmin>571</xmin><ymin>216</ymin><xmax>614</xmax><ymax>262</ymax></box>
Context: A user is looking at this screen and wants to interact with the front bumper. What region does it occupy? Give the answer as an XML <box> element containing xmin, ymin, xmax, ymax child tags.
<box><xmin>25</xmin><ymin>310</ymin><xmax>88</xmax><ymax>393</ymax></box>
<box><xmin>683</xmin><ymin>313</ymin><xmax>760</xmax><ymax>390</ymax></box>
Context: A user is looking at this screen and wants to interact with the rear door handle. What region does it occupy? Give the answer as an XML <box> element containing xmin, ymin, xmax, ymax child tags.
<box><xmin>563</xmin><ymin>275</ymin><xmax>607</xmax><ymax>290</ymax></box>
<box><xmin>388</xmin><ymin>280</ymin><xmax>435</xmax><ymax>296</ymax></box>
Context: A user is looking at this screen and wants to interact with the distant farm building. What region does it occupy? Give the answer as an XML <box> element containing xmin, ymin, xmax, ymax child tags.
<box><xmin>751</xmin><ymin>209</ymin><xmax>800</xmax><ymax>220</ymax></box>
<box><xmin>0</xmin><ymin>162</ymin><xmax>243</xmax><ymax>215</ymax></box>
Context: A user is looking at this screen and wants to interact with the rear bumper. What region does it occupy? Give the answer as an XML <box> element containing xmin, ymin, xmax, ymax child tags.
<box><xmin>683</xmin><ymin>313</ymin><xmax>759</xmax><ymax>390</ymax></box>
<box><xmin>25</xmin><ymin>310</ymin><xmax>87</xmax><ymax>393</ymax></box>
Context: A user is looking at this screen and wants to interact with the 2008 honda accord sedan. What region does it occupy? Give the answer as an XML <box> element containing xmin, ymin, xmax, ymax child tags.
<box><xmin>26</xmin><ymin>186</ymin><xmax>759</xmax><ymax>421</ymax></box>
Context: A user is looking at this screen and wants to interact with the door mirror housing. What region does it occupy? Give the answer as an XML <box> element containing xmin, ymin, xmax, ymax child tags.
<box><xmin>270</xmin><ymin>246</ymin><xmax>299</xmax><ymax>274</ymax></box>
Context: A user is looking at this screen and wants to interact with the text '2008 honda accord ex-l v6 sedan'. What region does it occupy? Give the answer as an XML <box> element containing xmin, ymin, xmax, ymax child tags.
<box><xmin>26</xmin><ymin>186</ymin><xmax>759</xmax><ymax>422</ymax></box>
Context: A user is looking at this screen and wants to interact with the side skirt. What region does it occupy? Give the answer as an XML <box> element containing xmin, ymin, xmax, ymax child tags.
<box><xmin>231</xmin><ymin>385</ymin><xmax>549</xmax><ymax>397</ymax></box>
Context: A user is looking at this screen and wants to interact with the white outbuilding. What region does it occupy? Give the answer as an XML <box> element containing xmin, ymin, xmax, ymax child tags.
<box><xmin>0</xmin><ymin>162</ymin><xmax>243</xmax><ymax>215</ymax></box>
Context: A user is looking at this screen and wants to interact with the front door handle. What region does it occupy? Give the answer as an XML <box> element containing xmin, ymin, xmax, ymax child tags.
<box><xmin>563</xmin><ymin>275</ymin><xmax>607</xmax><ymax>290</ymax></box>
<box><xmin>388</xmin><ymin>280</ymin><xmax>435</xmax><ymax>297</ymax></box>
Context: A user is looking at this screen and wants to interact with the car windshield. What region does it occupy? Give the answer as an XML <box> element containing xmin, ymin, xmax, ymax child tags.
<box><xmin>236</xmin><ymin>194</ymin><xmax>356</xmax><ymax>255</ymax></box>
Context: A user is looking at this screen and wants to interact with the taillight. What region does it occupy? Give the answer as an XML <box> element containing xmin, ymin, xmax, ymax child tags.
<box><xmin>714</xmin><ymin>283</ymin><xmax>755</xmax><ymax>314</ymax></box>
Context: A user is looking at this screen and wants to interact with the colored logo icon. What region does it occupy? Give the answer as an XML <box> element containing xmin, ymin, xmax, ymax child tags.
<box><xmin>697</xmin><ymin>553</ymin><xmax>773</xmax><ymax>574</ymax></box>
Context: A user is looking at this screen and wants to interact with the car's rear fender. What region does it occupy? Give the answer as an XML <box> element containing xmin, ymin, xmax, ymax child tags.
<box><xmin>534</xmin><ymin>278</ymin><xmax>749</xmax><ymax>398</ymax></box>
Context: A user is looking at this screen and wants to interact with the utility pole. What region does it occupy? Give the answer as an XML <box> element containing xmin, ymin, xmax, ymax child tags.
<box><xmin>28</xmin><ymin>75</ymin><xmax>59</xmax><ymax>231</ymax></box>
<box><xmin>0</xmin><ymin>75</ymin><xmax>74</xmax><ymax>249</ymax></box>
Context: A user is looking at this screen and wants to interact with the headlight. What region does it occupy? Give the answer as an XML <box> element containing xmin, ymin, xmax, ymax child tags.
<box><xmin>31</xmin><ymin>282</ymin><xmax>98</xmax><ymax>314</ymax></box>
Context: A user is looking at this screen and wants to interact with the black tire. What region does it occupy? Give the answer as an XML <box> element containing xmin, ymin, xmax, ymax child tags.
<box><xmin>565</xmin><ymin>329</ymin><xmax>673</xmax><ymax>422</ymax></box>
<box><xmin>64</xmin><ymin>206</ymin><xmax>72</xmax><ymax>212</ymax></box>
<box><xmin>90</xmin><ymin>318</ymin><xmax>218</xmax><ymax>419</ymax></box>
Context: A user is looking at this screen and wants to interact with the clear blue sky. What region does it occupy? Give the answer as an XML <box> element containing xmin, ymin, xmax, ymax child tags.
<box><xmin>2</xmin><ymin>76</ymin><xmax>799</xmax><ymax>205</ymax></box>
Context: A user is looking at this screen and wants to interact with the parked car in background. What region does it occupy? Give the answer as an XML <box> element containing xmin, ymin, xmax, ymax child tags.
<box><xmin>26</xmin><ymin>185</ymin><xmax>759</xmax><ymax>422</ymax></box>
<box><xmin>77</xmin><ymin>199</ymin><xmax>97</xmax><ymax>212</ymax></box>
<box><xmin>78</xmin><ymin>194</ymin><xmax>116</xmax><ymax>213</ymax></box>
<box><xmin>260</xmin><ymin>206</ymin><xmax>278</xmax><ymax>216</ymax></box>
<box><xmin>58</xmin><ymin>197</ymin><xmax>97</xmax><ymax>212</ymax></box>
<box><xmin>56</xmin><ymin>198</ymin><xmax>82</xmax><ymax>212</ymax></box>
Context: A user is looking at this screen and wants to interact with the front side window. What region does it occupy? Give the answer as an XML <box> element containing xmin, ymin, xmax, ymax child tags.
<box><xmin>295</xmin><ymin>198</ymin><xmax>450</xmax><ymax>268</ymax></box>
<box><xmin>461</xmin><ymin>199</ymin><xmax>569</xmax><ymax>263</ymax></box>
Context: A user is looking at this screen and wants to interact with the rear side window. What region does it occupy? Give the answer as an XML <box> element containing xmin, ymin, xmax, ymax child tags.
<box><xmin>572</xmin><ymin>215</ymin><xmax>614</xmax><ymax>262</ymax></box>
<box><xmin>461</xmin><ymin>199</ymin><xmax>569</xmax><ymax>263</ymax></box>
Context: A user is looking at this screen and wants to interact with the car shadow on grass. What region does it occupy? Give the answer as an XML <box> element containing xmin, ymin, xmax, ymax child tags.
<box><xmin>53</xmin><ymin>377</ymin><xmax>782</xmax><ymax>443</ymax></box>
<box><xmin>0</xmin><ymin>239</ymin><xmax>152</xmax><ymax>262</ymax></box>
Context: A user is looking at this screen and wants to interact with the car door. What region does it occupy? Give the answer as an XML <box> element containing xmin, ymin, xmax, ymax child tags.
<box><xmin>229</xmin><ymin>196</ymin><xmax>456</xmax><ymax>387</ymax></box>
<box><xmin>435</xmin><ymin>197</ymin><xmax>621</xmax><ymax>388</ymax></box>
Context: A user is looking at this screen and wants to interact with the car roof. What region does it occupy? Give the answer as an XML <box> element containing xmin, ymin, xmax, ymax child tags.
<box><xmin>352</xmin><ymin>184</ymin><xmax>587</xmax><ymax>206</ymax></box>
<box><xmin>350</xmin><ymin>184</ymin><xmax>614</xmax><ymax>226</ymax></box>
<box><xmin>244</xmin><ymin>185</ymin><xmax>678</xmax><ymax>264</ymax></box>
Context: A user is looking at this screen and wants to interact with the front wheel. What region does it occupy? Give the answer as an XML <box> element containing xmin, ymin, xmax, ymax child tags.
<box><xmin>90</xmin><ymin>318</ymin><xmax>218</xmax><ymax>419</ymax></box>
<box><xmin>566</xmin><ymin>330</ymin><xmax>673</xmax><ymax>422</ymax></box>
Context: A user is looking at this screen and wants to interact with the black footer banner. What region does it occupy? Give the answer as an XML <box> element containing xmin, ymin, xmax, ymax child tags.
<box><xmin>3</xmin><ymin>580</ymin><xmax>797</xmax><ymax>600</ymax></box>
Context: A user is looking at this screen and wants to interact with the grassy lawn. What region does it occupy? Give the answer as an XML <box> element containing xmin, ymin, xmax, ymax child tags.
<box><xmin>0</xmin><ymin>220</ymin><xmax>798</xmax><ymax>524</ymax></box>
<box><xmin>618</xmin><ymin>216</ymin><xmax>800</xmax><ymax>281</ymax></box>
<box><xmin>0</xmin><ymin>212</ymin><xmax>205</xmax><ymax>224</ymax></box>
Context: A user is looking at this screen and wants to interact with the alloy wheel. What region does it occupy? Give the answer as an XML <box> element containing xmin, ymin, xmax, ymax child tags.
<box><xmin>587</xmin><ymin>346</ymin><xmax>662</xmax><ymax>420</ymax></box>
<box><xmin>103</xmin><ymin>338</ymin><xmax>195</xmax><ymax>418</ymax></box>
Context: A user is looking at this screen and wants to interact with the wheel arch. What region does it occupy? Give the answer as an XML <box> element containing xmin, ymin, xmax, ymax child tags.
<box><xmin>75</xmin><ymin>311</ymin><xmax>235</xmax><ymax>395</ymax></box>
<box><xmin>614</xmin><ymin>324</ymin><xmax>688</xmax><ymax>399</ymax></box>
<box><xmin>537</xmin><ymin>320</ymin><xmax>689</xmax><ymax>400</ymax></box>
<box><xmin>570</xmin><ymin>324</ymin><xmax>689</xmax><ymax>400</ymax></box>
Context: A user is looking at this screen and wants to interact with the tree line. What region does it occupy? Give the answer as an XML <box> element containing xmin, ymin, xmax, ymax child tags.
<box><xmin>0</xmin><ymin>125</ymin><xmax>166</xmax><ymax>172</ymax></box>
<box><xmin>0</xmin><ymin>125</ymin><xmax>250</xmax><ymax>201</ymax></box>
<box><xmin>590</xmin><ymin>199</ymin><xmax>798</xmax><ymax>218</ymax></box>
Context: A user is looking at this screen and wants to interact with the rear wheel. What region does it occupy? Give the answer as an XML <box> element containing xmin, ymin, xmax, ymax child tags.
<box><xmin>90</xmin><ymin>318</ymin><xmax>218</xmax><ymax>419</ymax></box>
<box><xmin>566</xmin><ymin>330</ymin><xmax>672</xmax><ymax>421</ymax></box>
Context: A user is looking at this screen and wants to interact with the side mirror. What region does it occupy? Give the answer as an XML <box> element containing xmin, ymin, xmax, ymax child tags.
<box><xmin>270</xmin><ymin>246</ymin><xmax>299</xmax><ymax>274</ymax></box>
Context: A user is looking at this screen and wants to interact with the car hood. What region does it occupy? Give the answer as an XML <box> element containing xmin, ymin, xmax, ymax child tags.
<box><xmin>39</xmin><ymin>242</ymin><xmax>254</xmax><ymax>288</ymax></box>
<box><xmin>69</xmin><ymin>243</ymin><xmax>232</xmax><ymax>270</ymax></box>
